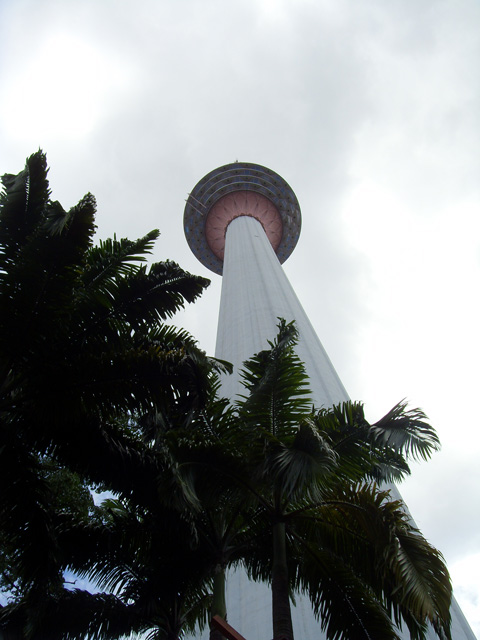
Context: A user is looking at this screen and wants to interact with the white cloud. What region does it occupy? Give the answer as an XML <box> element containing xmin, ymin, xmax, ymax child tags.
<box><xmin>0</xmin><ymin>31</ymin><xmax>133</xmax><ymax>143</ymax></box>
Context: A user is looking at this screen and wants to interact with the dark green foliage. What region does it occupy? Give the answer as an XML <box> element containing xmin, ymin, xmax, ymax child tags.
<box><xmin>231</xmin><ymin>320</ymin><xmax>451</xmax><ymax>640</ymax></box>
<box><xmin>0</xmin><ymin>152</ymin><xmax>225</xmax><ymax>638</ymax></box>
<box><xmin>0</xmin><ymin>154</ymin><xmax>452</xmax><ymax>640</ymax></box>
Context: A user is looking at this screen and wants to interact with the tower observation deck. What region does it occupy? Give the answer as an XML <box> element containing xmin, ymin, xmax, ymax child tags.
<box><xmin>184</xmin><ymin>163</ymin><xmax>476</xmax><ymax>640</ymax></box>
<box><xmin>184</xmin><ymin>162</ymin><xmax>301</xmax><ymax>275</ymax></box>
<box><xmin>185</xmin><ymin>161</ymin><xmax>349</xmax><ymax>406</ymax></box>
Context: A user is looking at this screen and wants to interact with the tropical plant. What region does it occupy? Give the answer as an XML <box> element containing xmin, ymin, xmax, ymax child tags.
<box><xmin>94</xmin><ymin>378</ymin><xmax>254</xmax><ymax>640</ymax></box>
<box><xmin>0</xmin><ymin>151</ymin><xmax>228</xmax><ymax>638</ymax></box>
<box><xmin>18</xmin><ymin>374</ymin><xmax>261</xmax><ymax>640</ymax></box>
<box><xmin>230</xmin><ymin>319</ymin><xmax>451</xmax><ymax>640</ymax></box>
<box><xmin>0</xmin><ymin>152</ymin><xmax>452</xmax><ymax>640</ymax></box>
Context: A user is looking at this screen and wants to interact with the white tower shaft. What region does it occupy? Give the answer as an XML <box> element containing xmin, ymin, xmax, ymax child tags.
<box><xmin>214</xmin><ymin>215</ymin><xmax>476</xmax><ymax>640</ymax></box>
<box><xmin>216</xmin><ymin>215</ymin><xmax>348</xmax><ymax>406</ymax></box>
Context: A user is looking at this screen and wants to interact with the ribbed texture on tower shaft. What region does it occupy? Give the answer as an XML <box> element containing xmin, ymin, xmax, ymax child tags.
<box><xmin>211</xmin><ymin>215</ymin><xmax>476</xmax><ymax>640</ymax></box>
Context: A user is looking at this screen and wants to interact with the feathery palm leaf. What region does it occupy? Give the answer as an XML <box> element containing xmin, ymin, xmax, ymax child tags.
<box><xmin>289</xmin><ymin>482</ymin><xmax>451</xmax><ymax>640</ymax></box>
<box><xmin>0</xmin><ymin>151</ymin><xmax>219</xmax><ymax>637</ymax></box>
<box><xmin>230</xmin><ymin>320</ymin><xmax>451</xmax><ymax>640</ymax></box>
<box><xmin>370</xmin><ymin>400</ymin><xmax>440</xmax><ymax>462</ymax></box>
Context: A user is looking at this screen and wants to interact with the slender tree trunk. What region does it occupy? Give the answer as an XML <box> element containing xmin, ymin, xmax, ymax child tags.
<box><xmin>210</xmin><ymin>564</ymin><xmax>227</xmax><ymax>640</ymax></box>
<box><xmin>272</xmin><ymin>521</ymin><xmax>294</xmax><ymax>640</ymax></box>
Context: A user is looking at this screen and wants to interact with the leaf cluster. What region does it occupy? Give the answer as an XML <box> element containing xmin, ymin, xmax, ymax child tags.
<box><xmin>0</xmin><ymin>152</ymin><xmax>224</xmax><ymax>639</ymax></box>
<box><xmin>0</xmin><ymin>154</ymin><xmax>452</xmax><ymax>640</ymax></box>
<box><xmin>230</xmin><ymin>320</ymin><xmax>451</xmax><ymax>640</ymax></box>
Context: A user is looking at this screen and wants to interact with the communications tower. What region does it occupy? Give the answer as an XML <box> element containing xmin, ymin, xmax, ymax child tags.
<box><xmin>184</xmin><ymin>162</ymin><xmax>475</xmax><ymax>639</ymax></box>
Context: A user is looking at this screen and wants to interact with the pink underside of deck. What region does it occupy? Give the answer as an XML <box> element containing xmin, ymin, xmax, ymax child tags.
<box><xmin>205</xmin><ymin>191</ymin><xmax>282</xmax><ymax>260</ymax></box>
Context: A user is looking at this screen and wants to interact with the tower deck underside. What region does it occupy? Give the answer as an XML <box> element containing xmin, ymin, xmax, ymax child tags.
<box><xmin>211</xmin><ymin>215</ymin><xmax>475</xmax><ymax>640</ymax></box>
<box><xmin>184</xmin><ymin>161</ymin><xmax>301</xmax><ymax>274</ymax></box>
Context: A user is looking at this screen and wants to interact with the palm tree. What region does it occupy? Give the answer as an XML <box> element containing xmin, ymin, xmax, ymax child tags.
<box><xmin>0</xmin><ymin>373</ymin><xmax>250</xmax><ymax>640</ymax></box>
<box><xmin>0</xmin><ymin>152</ymin><xmax>452</xmax><ymax>640</ymax></box>
<box><xmin>126</xmin><ymin>321</ymin><xmax>451</xmax><ymax>640</ymax></box>
<box><xmin>232</xmin><ymin>319</ymin><xmax>451</xmax><ymax>640</ymax></box>
<box><xmin>58</xmin><ymin>497</ymin><xmax>212</xmax><ymax>640</ymax></box>
<box><xmin>124</xmin><ymin>377</ymin><xmax>257</xmax><ymax>640</ymax></box>
<box><xmin>0</xmin><ymin>151</ymin><xmax>228</xmax><ymax>637</ymax></box>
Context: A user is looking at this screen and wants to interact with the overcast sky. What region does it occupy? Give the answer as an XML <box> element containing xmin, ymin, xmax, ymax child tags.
<box><xmin>0</xmin><ymin>0</ymin><xmax>479</xmax><ymax>634</ymax></box>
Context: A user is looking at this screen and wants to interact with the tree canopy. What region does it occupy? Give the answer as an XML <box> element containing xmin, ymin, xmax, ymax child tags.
<box><xmin>0</xmin><ymin>153</ymin><xmax>452</xmax><ymax>640</ymax></box>
<box><xmin>0</xmin><ymin>151</ymin><xmax>228</xmax><ymax>638</ymax></box>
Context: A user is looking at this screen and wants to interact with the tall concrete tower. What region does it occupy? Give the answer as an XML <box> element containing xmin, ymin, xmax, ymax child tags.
<box><xmin>184</xmin><ymin>162</ymin><xmax>475</xmax><ymax>640</ymax></box>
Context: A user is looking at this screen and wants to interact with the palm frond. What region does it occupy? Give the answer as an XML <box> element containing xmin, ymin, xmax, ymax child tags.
<box><xmin>0</xmin><ymin>151</ymin><xmax>51</xmax><ymax>271</ymax></box>
<box><xmin>370</xmin><ymin>400</ymin><xmax>440</xmax><ymax>462</ymax></box>
<box><xmin>290</xmin><ymin>482</ymin><xmax>452</xmax><ymax>640</ymax></box>
<box><xmin>267</xmin><ymin>419</ymin><xmax>337</xmax><ymax>502</ymax></box>
<box><xmin>0</xmin><ymin>589</ymin><xmax>143</xmax><ymax>640</ymax></box>
<box><xmin>312</xmin><ymin>401</ymin><xmax>435</xmax><ymax>483</ymax></box>
<box><xmin>238</xmin><ymin>318</ymin><xmax>311</xmax><ymax>441</ymax></box>
<box><xmin>292</xmin><ymin>538</ymin><xmax>400</xmax><ymax>640</ymax></box>
<box><xmin>84</xmin><ymin>231</ymin><xmax>160</xmax><ymax>286</ymax></box>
